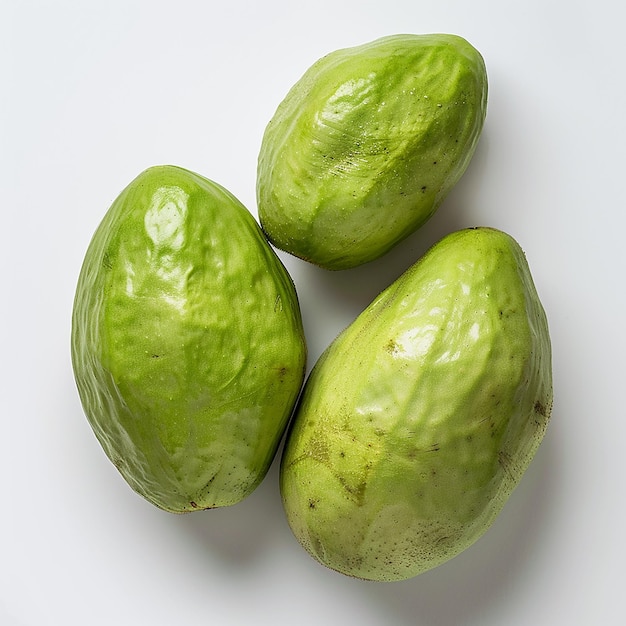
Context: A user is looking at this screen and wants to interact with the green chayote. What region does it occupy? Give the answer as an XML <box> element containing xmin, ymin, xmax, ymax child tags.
<box><xmin>280</xmin><ymin>227</ymin><xmax>552</xmax><ymax>581</ymax></box>
<box><xmin>71</xmin><ymin>165</ymin><xmax>307</xmax><ymax>512</ymax></box>
<box><xmin>257</xmin><ymin>34</ymin><xmax>488</xmax><ymax>270</ymax></box>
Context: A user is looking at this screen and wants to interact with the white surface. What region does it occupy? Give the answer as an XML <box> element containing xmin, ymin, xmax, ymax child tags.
<box><xmin>2</xmin><ymin>1</ymin><xmax>624</xmax><ymax>624</ymax></box>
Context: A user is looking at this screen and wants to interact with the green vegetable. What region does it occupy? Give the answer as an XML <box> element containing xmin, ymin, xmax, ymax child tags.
<box><xmin>257</xmin><ymin>34</ymin><xmax>488</xmax><ymax>270</ymax></box>
<box><xmin>71</xmin><ymin>165</ymin><xmax>307</xmax><ymax>512</ymax></box>
<box><xmin>280</xmin><ymin>227</ymin><xmax>552</xmax><ymax>580</ymax></box>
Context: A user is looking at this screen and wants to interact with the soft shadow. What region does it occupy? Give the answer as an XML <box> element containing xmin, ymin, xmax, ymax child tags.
<box><xmin>295</xmin><ymin>170</ymin><xmax>482</xmax><ymax>313</ymax></box>
<box><xmin>289</xmin><ymin>129</ymin><xmax>492</xmax><ymax>364</ymax></box>
<box><xmin>167</xmin><ymin>442</ymin><xmax>289</xmax><ymax>567</ymax></box>
<box><xmin>350</xmin><ymin>426</ymin><xmax>560</xmax><ymax>626</ymax></box>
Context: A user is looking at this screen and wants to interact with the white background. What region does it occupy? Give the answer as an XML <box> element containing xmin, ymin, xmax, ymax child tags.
<box><xmin>2</xmin><ymin>1</ymin><xmax>624</xmax><ymax>624</ymax></box>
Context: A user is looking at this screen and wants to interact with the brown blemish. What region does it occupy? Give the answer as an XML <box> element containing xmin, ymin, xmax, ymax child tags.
<box><xmin>338</xmin><ymin>476</ymin><xmax>367</xmax><ymax>505</ymax></box>
<box><xmin>274</xmin><ymin>366</ymin><xmax>288</xmax><ymax>382</ymax></box>
<box><xmin>408</xmin><ymin>443</ymin><xmax>440</xmax><ymax>460</ymax></box>
<box><xmin>498</xmin><ymin>450</ymin><xmax>516</xmax><ymax>482</ymax></box>
<box><xmin>385</xmin><ymin>339</ymin><xmax>399</xmax><ymax>355</ymax></box>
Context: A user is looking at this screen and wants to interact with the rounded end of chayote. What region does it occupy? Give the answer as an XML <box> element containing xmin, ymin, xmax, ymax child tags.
<box><xmin>279</xmin><ymin>227</ymin><xmax>552</xmax><ymax>581</ymax></box>
<box><xmin>72</xmin><ymin>164</ymin><xmax>307</xmax><ymax>513</ymax></box>
<box><xmin>257</xmin><ymin>33</ymin><xmax>488</xmax><ymax>270</ymax></box>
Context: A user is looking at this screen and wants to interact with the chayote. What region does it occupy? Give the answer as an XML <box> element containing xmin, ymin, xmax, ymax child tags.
<box><xmin>280</xmin><ymin>227</ymin><xmax>552</xmax><ymax>581</ymax></box>
<box><xmin>257</xmin><ymin>34</ymin><xmax>488</xmax><ymax>270</ymax></box>
<box><xmin>71</xmin><ymin>165</ymin><xmax>307</xmax><ymax>513</ymax></box>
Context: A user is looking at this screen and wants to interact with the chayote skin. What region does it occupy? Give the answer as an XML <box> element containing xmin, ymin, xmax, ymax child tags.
<box><xmin>280</xmin><ymin>227</ymin><xmax>552</xmax><ymax>581</ymax></box>
<box><xmin>257</xmin><ymin>34</ymin><xmax>488</xmax><ymax>270</ymax></box>
<box><xmin>71</xmin><ymin>165</ymin><xmax>307</xmax><ymax>513</ymax></box>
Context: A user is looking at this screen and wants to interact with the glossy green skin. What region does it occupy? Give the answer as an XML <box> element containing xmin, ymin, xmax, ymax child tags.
<box><xmin>71</xmin><ymin>166</ymin><xmax>307</xmax><ymax>513</ymax></box>
<box><xmin>280</xmin><ymin>228</ymin><xmax>552</xmax><ymax>581</ymax></box>
<box><xmin>257</xmin><ymin>34</ymin><xmax>488</xmax><ymax>270</ymax></box>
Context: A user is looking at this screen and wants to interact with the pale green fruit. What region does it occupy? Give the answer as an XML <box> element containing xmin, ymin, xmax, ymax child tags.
<box><xmin>280</xmin><ymin>227</ymin><xmax>552</xmax><ymax>581</ymax></box>
<box><xmin>257</xmin><ymin>34</ymin><xmax>488</xmax><ymax>270</ymax></box>
<box><xmin>71</xmin><ymin>165</ymin><xmax>307</xmax><ymax>513</ymax></box>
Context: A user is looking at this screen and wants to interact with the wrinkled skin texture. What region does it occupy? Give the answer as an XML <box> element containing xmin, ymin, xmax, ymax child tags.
<box><xmin>280</xmin><ymin>228</ymin><xmax>552</xmax><ymax>581</ymax></box>
<box><xmin>257</xmin><ymin>34</ymin><xmax>488</xmax><ymax>270</ymax></box>
<box><xmin>72</xmin><ymin>165</ymin><xmax>307</xmax><ymax>513</ymax></box>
